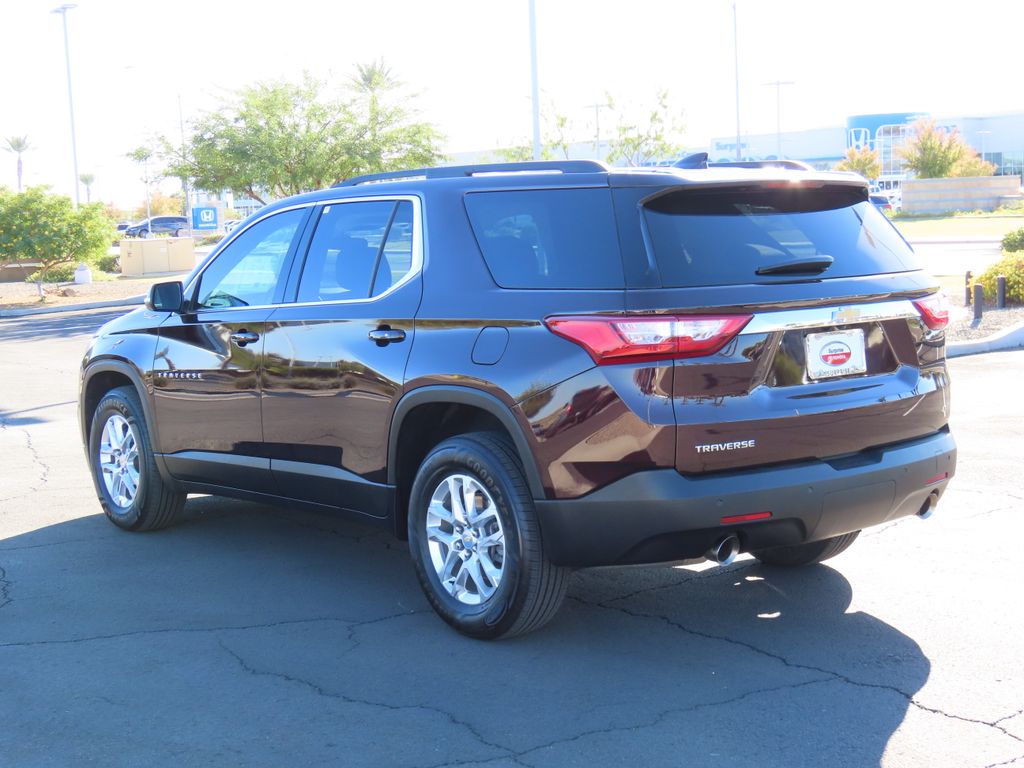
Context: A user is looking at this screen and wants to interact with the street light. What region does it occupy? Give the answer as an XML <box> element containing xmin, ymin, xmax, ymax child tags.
<box><xmin>733</xmin><ymin>2</ymin><xmax>741</xmax><ymax>160</ymax></box>
<box><xmin>528</xmin><ymin>0</ymin><xmax>541</xmax><ymax>161</ymax></box>
<box><xmin>52</xmin><ymin>3</ymin><xmax>80</xmax><ymax>207</ymax></box>
<box><xmin>585</xmin><ymin>102</ymin><xmax>608</xmax><ymax>160</ymax></box>
<box><xmin>764</xmin><ymin>80</ymin><xmax>795</xmax><ymax>159</ymax></box>
<box><xmin>977</xmin><ymin>129</ymin><xmax>991</xmax><ymax>163</ymax></box>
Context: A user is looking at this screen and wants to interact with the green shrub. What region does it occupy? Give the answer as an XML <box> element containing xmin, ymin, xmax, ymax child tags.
<box><xmin>197</xmin><ymin>234</ymin><xmax>224</xmax><ymax>247</ymax></box>
<box><xmin>1002</xmin><ymin>228</ymin><xmax>1024</xmax><ymax>252</ymax></box>
<box><xmin>977</xmin><ymin>253</ymin><xmax>1024</xmax><ymax>305</ymax></box>
<box><xmin>96</xmin><ymin>253</ymin><xmax>120</xmax><ymax>273</ymax></box>
<box><xmin>27</xmin><ymin>263</ymin><xmax>77</xmax><ymax>283</ymax></box>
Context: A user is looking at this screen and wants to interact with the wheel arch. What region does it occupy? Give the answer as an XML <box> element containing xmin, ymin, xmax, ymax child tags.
<box><xmin>387</xmin><ymin>386</ymin><xmax>546</xmax><ymax>538</ymax></box>
<box><xmin>81</xmin><ymin>359</ymin><xmax>162</xmax><ymax>458</ymax></box>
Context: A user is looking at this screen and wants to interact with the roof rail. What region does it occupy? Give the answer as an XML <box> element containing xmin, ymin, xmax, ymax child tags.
<box><xmin>334</xmin><ymin>160</ymin><xmax>609</xmax><ymax>187</ymax></box>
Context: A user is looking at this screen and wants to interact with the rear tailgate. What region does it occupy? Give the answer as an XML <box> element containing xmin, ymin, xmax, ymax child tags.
<box><xmin>614</xmin><ymin>179</ymin><xmax>951</xmax><ymax>475</ymax></box>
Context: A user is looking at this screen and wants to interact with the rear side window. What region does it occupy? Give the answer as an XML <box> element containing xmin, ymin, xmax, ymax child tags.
<box><xmin>297</xmin><ymin>200</ymin><xmax>413</xmax><ymax>302</ymax></box>
<box><xmin>642</xmin><ymin>186</ymin><xmax>920</xmax><ymax>287</ymax></box>
<box><xmin>465</xmin><ymin>189</ymin><xmax>623</xmax><ymax>289</ymax></box>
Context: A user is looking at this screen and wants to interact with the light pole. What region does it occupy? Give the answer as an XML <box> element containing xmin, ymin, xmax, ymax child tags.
<box><xmin>52</xmin><ymin>4</ymin><xmax>80</xmax><ymax>207</ymax></box>
<box><xmin>528</xmin><ymin>0</ymin><xmax>541</xmax><ymax>161</ymax></box>
<box><xmin>585</xmin><ymin>102</ymin><xmax>608</xmax><ymax>160</ymax></box>
<box><xmin>764</xmin><ymin>80</ymin><xmax>795</xmax><ymax>159</ymax></box>
<box><xmin>733</xmin><ymin>2</ymin><xmax>741</xmax><ymax>159</ymax></box>
<box><xmin>977</xmin><ymin>129</ymin><xmax>991</xmax><ymax>163</ymax></box>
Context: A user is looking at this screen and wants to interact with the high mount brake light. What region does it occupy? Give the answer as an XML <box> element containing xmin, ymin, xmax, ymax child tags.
<box><xmin>913</xmin><ymin>294</ymin><xmax>950</xmax><ymax>330</ymax></box>
<box><xmin>545</xmin><ymin>314</ymin><xmax>753</xmax><ymax>365</ymax></box>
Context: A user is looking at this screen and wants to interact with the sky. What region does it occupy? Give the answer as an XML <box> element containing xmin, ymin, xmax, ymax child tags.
<box><xmin>2</xmin><ymin>0</ymin><xmax>1022</xmax><ymax>209</ymax></box>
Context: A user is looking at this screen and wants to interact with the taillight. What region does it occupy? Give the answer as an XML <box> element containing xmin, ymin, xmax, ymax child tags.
<box><xmin>913</xmin><ymin>294</ymin><xmax>949</xmax><ymax>330</ymax></box>
<box><xmin>545</xmin><ymin>314</ymin><xmax>752</xmax><ymax>365</ymax></box>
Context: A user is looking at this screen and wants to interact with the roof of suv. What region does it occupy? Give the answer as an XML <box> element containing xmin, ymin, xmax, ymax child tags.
<box><xmin>250</xmin><ymin>160</ymin><xmax>869</xmax><ymax>218</ymax></box>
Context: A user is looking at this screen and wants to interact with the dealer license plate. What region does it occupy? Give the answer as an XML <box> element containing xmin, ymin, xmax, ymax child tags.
<box><xmin>804</xmin><ymin>329</ymin><xmax>867</xmax><ymax>380</ymax></box>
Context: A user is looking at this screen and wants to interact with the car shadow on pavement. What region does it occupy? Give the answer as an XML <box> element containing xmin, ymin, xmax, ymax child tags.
<box><xmin>0</xmin><ymin>498</ymin><xmax>929</xmax><ymax>768</ymax></box>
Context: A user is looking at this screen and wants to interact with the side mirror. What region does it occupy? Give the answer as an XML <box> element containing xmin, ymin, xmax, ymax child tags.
<box><xmin>145</xmin><ymin>281</ymin><xmax>185</xmax><ymax>313</ymax></box>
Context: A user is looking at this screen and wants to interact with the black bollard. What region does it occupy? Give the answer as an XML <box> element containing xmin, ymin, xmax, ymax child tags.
<box><xmin>965</xmin><ymin>270</ymin><xmax>973</xmax><ymax>305</ymax></box>
<box><xmin>997</xmin><ymin>275</ymin><xmax>1006</xmax><ymax>309</ymax></box>
<box><xmin>973</xmin><ymin>284</ymin><xmax>984</xmax><ymax>321</ymax></box>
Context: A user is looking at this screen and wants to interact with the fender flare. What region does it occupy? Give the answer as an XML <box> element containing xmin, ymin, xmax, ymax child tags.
<box><xmin>387</xmin><ymin>385</ymin><xmax>546</xmax><ymax>499</ymax></box>
<box><xmin>81</xmin><ymin>359</ymin><xmax>172</xmax><ymax>483</ymax></box>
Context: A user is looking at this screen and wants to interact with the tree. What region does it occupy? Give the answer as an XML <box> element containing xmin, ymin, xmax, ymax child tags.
<box><xmin>834</xmin><ymin>146</ymin><xmax>881</xmax><ymax>180</ymax></box>
<box><xmin>951</xmin><ymin>152</ymin><xmax>996</xmax><ymax>178</ymax></box>
<box><xmin>0</xmin><ymin>186</ymin><xmax>113</xmax><ymax>293</ymax></box>
<box><xmin>161</xmin><ymin>66</ymin><xmax>444</xmax><ymax>204</ymax></box>
<box><xmin>132</xmin><ymin>190</ymin><xmax>182</xmax><ymax>219</ymax></box>
<box><xmin>898</xmin><ymin>119</ymin><xmax>965</xmax><ymax>178</ymax></box>
<box><xmin>4</xmin><ymin>136</ymin><xmax>32</xmax><ymax>192</ymax></box>
<box><xmin>79</xmin><ymin>173</ymin><xmax>95</xmax><ymax>203</ymax></box>
<box><xmin>606</xmin><ymin>91</ymin><xmax>684</xmax><ymax>166</ymax></box>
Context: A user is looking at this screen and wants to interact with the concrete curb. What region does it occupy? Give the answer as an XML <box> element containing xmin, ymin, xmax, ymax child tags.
<box><xmin>948</xmin><ymin>320</ymin><xmax>1024</xmax><ymax>357</ymax></box>
<box><xmin>0</xmin><ymin>295</ymin><xmax>144</xmax><ymax>319</ymax></box>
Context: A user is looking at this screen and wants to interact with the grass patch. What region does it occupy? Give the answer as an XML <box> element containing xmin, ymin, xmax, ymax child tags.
<box><xmin>891</xmin><ymin>215</ymin><xmax>1024</xmax><ymax>240</ymax></box>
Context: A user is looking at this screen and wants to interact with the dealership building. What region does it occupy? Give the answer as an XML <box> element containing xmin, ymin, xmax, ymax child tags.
<box><xmin>707</xmin><ymin>111</ymin><xmax>1024</xmax><ymax>189</ymax></box>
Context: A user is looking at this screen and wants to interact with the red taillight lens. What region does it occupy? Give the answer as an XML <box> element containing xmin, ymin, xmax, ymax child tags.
<box><xmin>913</xmin><ymin>294</ymin><xmax>950</xmax><ymax>330</ymax></box>
<box><xmin>545</xmin><ymin>314</ymin><xmax>753</xmax><ymax>365</ymax></box>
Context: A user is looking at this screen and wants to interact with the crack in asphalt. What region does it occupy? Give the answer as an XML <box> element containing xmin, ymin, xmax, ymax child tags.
<box><xmin>986</xmin><ymin>754</ymin><xmax>1024</xmax><ymax>768</ymax></box>
<box><xmin>569</xmin><ymin>595</ymin><xmax>1024</xmax><ymax>748</ymax></box>
<box><xmin>0</xmin><ymin>611</ymin><xmax>425</xmax><ymax>650</ymax></box>
<box><xmin>421</xmin><ymin>677</ymin><xmax>834</xmax><ymax>768</ymax></box>
<box><xmin>0</xmin><ymin>565</ymin><xmax>11</xmax><ymax>610</ymax></box>
<box><xmin>0</xmin><ymin>537</ymin><xmax>101</xmax><ymax>553</ymax></box>
<box><xmin>996</xmin><ymin>710</ymin><xmax>1024</xmax><ymax>727</ymax></box>
<box><xmin>217</xmin><ymin>634</ymin><xmax>527</xmax><ymax>768</ymax></box>
<box><xmin>0</xmin><ymin>416</ymin><xmax>51</xmax><ymax>503</ymax></box>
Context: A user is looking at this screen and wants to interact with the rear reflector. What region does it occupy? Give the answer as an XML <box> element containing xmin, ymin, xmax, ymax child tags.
<box><xmin>545</xmin><ymin>314</ymin><xmax>752</xmax><ymax>365</ymax></box>
<box><xmin>925</xmin><ymin>472</ymin><xmax>949</xmax><ymax>485</ymax></box>
<box><xmin>720</xmin><ymin>511</ymin><xmax>773</xmax><ymax>525</ymax></box>
<box><xmin>913</xmin><ymin>294</ymin><xmax>949</xmax><ymax>330</ymax></box>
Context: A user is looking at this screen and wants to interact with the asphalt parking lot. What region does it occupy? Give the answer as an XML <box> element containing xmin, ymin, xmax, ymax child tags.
<box><xmin>1</xmin><ymin>309</ymin><xmax>1022</xmax><ymax>768</ymax></box>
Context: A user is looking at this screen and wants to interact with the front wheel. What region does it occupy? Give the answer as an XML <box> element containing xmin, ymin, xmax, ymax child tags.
<box><xmin>89</xmin><ymin>386</ymin><xmax>184</xmax><ymax>531</ymax></box>
<box><xmin>408</xmin><ymin>432</ymin><xmax>570</xmax><ymax>639</ymax></box>
<box><xmin>752</xmin><ymin>531</ymin><xmax>860</xmax><ymax>567</ymax></box>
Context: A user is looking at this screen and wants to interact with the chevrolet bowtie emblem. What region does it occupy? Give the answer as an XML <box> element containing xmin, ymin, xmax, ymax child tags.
<box><xmin>832</xmin><ymin>307</ymin><xmax>861</xmax><ymax>325</ymax></box>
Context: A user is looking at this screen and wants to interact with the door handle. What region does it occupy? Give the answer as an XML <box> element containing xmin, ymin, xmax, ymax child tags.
<box><xmin>230</xmin><ymin>330</ymin><xmax>260</xmax><ymax>347</ymax></box>
<box><xmin>368</xmin><ymin>327</ymin><xmax>406</xmax><ymax>345</ymax></box>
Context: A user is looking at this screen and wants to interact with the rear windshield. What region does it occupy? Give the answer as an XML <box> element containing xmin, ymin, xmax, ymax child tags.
<box><xmin>465</xmin><ymin>188</ymin><xmax>624</xmax><ymax>289</ymax></box>
<box><xmin>642</xmin><ymin>185</ymin><xmax>920</xmax><ymax>287</ymax></box>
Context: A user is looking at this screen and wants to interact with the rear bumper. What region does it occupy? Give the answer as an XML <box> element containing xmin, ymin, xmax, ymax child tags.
<box><xmin>534</xmin><ymin>429</ymin><xmax>956</xmax><ymax>567</ymax></box>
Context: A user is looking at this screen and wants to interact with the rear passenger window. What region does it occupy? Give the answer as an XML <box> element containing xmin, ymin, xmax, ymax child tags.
<box><xmin>297</xmin><ymin>200</ymin><xmax>414</xmax><ymax>302</ymax></box>
<box><xmin>465</xmin><ymin>189</ymin><xmax>624</xmax><ymax>289</ymax></box>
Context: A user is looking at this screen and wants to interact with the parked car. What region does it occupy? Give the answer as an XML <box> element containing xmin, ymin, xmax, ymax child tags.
<box><xmin>79</xmin><ymin>160</ymin><xmax>956</xmax><ymax>639</ymax></box>
<box><xmin>123</xmin><ymin>216</ymin><xmax>188</xmax><ymax>238</ymax></box>
<box><xmin>870</xmin><ymin>194</ymin><xmax>894</xmax><ymax>212</ymax></box>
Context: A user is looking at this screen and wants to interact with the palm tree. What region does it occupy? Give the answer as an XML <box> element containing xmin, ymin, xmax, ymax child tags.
<box><xmin>4</xmin><ymin>135</ymin><xmax>32</xmax><ymax>192</ymax></box>
<box><xmin>79</xmin><ymin>173</ymin><xmax>96</xmax><ymax>203</ymax></box>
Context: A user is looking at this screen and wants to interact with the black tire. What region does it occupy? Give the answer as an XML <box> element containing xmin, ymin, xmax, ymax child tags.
<box><xmin>407</xmin><ymin>432</ymin><xmax>570</xmax><ymax>640</ymax></box>
<box><xmin>138</xmin><ymin>229</ymin><xmax>150</xmax><ymax>239</ymax></box>
<box><xmin>88</xmin><ymin>386</ymin><xmax>184</xmax><ymax>531</ymax></box>
<box><xmin>752</xmin><ymin>531</ymin><xmax>860</xmax><ymax>567</ymax></box>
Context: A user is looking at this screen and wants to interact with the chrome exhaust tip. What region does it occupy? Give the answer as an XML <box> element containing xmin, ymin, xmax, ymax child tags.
<box><xmin>708</xmin><ymin>534</ymin><xmax>741</xmax><ymax>566</ymax></box>
<box><xmin>918</xmin><ymin>492</ymin><xmax>939</xmax><ymax>520</ymax></box>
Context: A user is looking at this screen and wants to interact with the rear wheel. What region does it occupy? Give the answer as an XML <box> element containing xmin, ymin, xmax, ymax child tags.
<box><xmin>89</xmin><ymin>386</ymin><xmax>184</xmax><ymax>531</ymax></box>
<box><xmin>752</xmin><ymin>531</ymin><xmax>860</xmax><ymax>567</ymax></box>
<box><xmin>408</xmin><ymin>432</ymin><xmax>570</xmax><ymax>639</ymax></box>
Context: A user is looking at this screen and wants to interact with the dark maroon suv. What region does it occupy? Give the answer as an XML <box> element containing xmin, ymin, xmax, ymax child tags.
<box><xmin>79</xmin><ymin>160</ymin><xmax>956</xmax><ymax>638</ymax></box>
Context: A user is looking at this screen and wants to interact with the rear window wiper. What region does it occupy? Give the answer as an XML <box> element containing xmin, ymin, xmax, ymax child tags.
<box><xmin>755</xmin><ymin>255</ymin><xmax>834</xmax><ymax>276</ymax></box>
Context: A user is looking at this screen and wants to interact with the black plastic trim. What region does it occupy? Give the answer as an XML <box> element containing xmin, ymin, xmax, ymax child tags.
<box><xmin>535</xmin><ymin>430</ymin><xmax>956</xmax><ymax>567</ymax></box>
<box><xmin>388</xmin><ymin>385</ymin><xmax>545</xmax><ymax>499</ymax></box>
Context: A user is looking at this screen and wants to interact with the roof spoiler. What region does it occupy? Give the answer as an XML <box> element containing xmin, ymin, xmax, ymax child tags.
<box><xmin>672</xmin><ymin>154</ymin><xmax>816</xmax><ymax>172</ymax></box>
